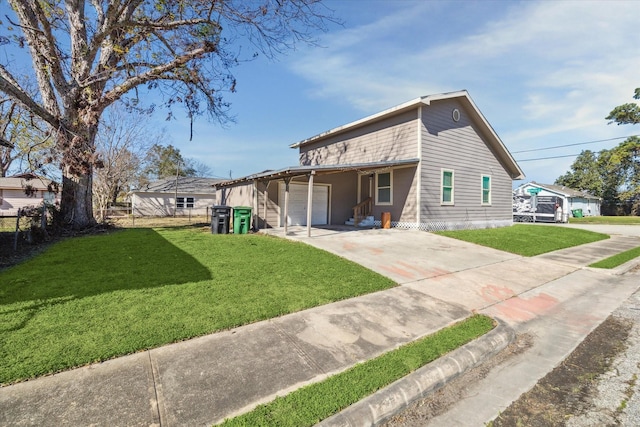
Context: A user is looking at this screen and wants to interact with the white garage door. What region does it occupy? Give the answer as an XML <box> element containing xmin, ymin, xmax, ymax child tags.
<box><xmin>279</xmin><ymin>182</ymin><xmax>329</xmax><ymax>226</ymax></box>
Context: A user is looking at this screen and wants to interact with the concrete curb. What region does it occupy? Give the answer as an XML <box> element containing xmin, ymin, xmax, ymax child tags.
<box><xmin>585</xmin><ymin>258</ymin><xmax>640</xmax><ymax>276</ymax></box>
<box><xmin>316</xmin><ymin>319</ymin><xmax>515</xmax><ymax>427</ymax></box>
<box><xmin>612</xmin><ymin>258</ymin><xmax>640</xmax><ymax>276</ymax></box>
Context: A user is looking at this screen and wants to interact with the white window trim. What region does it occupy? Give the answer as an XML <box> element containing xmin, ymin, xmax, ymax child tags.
<box><xmin>375</xmin><ymin>170</ymin><xmax>393</xmax><ymax>206</ymax></box>
<box><xmin>481</xmin><ymin>175</ymin><xmax>492</xmax><ymax>206</ymax></box>
<box><xmin>176</xmin><ymin>196</ymin><xmax>195</xmax><ymax>208</ymax></box>
<box><xmin>441</xmin><ymin>169</ymin><xmax>454</xmax><ymax>205</ymax></box>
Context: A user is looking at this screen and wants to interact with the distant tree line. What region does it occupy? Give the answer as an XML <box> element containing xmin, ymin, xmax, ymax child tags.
<box><xmin>555</xmin><ymin>89</ymin><xmax>640</xmax><ymax>215</ymax></box>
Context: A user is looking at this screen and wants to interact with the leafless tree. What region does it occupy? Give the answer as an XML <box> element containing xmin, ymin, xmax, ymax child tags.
<box><xmin>0</xmin><ymin>94</ymin><xmax>50</xmax><ymax>177</ymax></box>
<box><xmin>0</xmin><ymin>0</ymin><xmax>334</xmax><ymax>228</ymax></box>
<box><xmin>93</xmin><ymin>106</ymin><xmax>156</xmax><ymax>222</ymax></box>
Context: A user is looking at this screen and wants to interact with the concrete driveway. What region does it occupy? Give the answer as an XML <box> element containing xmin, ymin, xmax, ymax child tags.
<box><xmin>265</xmin><ymin>226</ymin><xmax>521</xmax><ymax>284</ymax></box>
<box><xmin>267</xmin><ymin>224</ymin><xmax>640</xmax><ymax>426</ymax></box>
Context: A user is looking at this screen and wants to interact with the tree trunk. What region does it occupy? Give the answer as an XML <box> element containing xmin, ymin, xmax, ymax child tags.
<box><xmin>61</xmin><ymin>169</ymin><xmax>95</xmax><ymax>229</ymax></box>
<box><xmin>58</xmin><ymin>123</ymin><xmax>98</xmax><ymax>229</ymax></box>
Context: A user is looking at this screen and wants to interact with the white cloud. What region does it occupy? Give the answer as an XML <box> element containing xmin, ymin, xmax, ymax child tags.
<box><xmin>290</xmin><ymin>0</ymin><xmax>640</xmax><ymax>145</ymax></box>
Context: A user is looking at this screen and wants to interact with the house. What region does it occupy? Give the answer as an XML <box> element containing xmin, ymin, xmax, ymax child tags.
<box><xmin>216</xmin><ymin>90</ymin><xmax>525</xmax><ymax>234</ymax></box>
<box><xmin>0</xmin><ymin>174</ymin><xmax>59</xmax><ymax>216</ymax></box>
<box><xmin>131</xmin><ymin>177</ymin><xmax>222</xmax><ymax>217</ymax></box>
<box><xmin>513</xmin><ymin>182</ymin><xmax>601</xmax><ymax>222</ymax></box>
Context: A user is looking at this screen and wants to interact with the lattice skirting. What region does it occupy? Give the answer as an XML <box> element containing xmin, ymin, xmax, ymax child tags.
<box><xmin>373</xmin><ymin>219</ymin><xmax>513</xmax><ymax>231</ymax></box>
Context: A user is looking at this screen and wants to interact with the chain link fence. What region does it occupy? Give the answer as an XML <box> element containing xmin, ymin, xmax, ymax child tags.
<box><xmin>1</xmin><ymin>205</ymin><xmax>53</xmax><ymax>253</ymax></box>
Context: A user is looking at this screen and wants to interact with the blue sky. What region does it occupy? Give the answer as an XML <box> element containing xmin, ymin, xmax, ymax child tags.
<box><xmin>172</xmin><ymin>0</ymin><xmax>640</xmax><ymax>186</ymax></box>
<box><xmin>3</xmin><ymin>1</ymin><xmax>640</xmax><ymax>187</ymax></box>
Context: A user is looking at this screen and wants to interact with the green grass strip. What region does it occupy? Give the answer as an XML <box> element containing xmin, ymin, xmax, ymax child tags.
<box><xmin>438</xmin><ymin>224</ymin><xmax>608</xmax><ymax>257</ymax></box>
<box><xmin>589</xmin><ymin>246</ymin><xmax>640</xmax><ymax>269</ymax></box>
<box><xmin>0</xmin><ymin>228</ymin><xmax>395</xmax><ymax>385</ymax></box>
<box><xmin>219</xmin><ymin>314</ymin><xmax>494</xmax><ymax>427</ymax></box>
<box><xmin>570</xmin><ymin>216</ymin><xmax>640</xmax><ymax>225</ymax></box>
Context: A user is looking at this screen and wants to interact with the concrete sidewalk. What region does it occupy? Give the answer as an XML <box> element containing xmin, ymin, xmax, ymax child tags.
<box><xmin>1</xmin><ymin>227</ymin><xmax>639</xmax><ymax>426</ymax></box>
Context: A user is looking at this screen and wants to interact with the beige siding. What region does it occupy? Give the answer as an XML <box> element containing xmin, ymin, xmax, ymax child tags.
<box><xmin>0</xmin><ymin>189</ymin><xmax>55</xmax><ymax>215</ymax></box>
<box><xmin>219</xmin><ymin>184</ymin><xmax>254</xmax><ymax>208</ymax></box>
<box><xmin>132</xmin><ymin>192</ymin><xmax>217</xmax><ymax>216</ymax></box>
<box><xmin>256</xmin><ymin>182</ymin><xmax>281</xmax><ymax>228</ymax></box>
<box><xmin>420</xmin><ymin>99</ymin><xmax>513</xmax><ymax>229</ymax></box>
<box><xmin>299</xmin><ymin>110</ymin><xmax>419</xmax><ymax>166</ymax></box>
<box><xmin>360</xmin><ymin>166</ymin><xmax>418</xmax><ymax>225</ymax></box>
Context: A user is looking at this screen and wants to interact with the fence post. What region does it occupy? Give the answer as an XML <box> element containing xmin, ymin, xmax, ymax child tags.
<box><xmin>41</xmin><ymin>204</ymin><xmax>47</xmax><ymax>229</ymax></box>
<box><xmin>14</xmin><ymin>209</ymin><xmax>21</xmax><ymax>251</ymax></box>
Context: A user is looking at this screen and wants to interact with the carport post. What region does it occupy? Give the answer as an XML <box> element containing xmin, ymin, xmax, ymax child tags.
<box><xmin>262</xmin><ymin>180</ymin><xmax>271</xmax><ymax>230</ymax></box>
<box><xmin>283</xmin><ymin>177</ymin><xmax>291</xmax><ymax>235</ymax></box>
<box><xmin>306</xmin><ymin>171</ymin><xmax>315</xmax><ymax>237</ymax></box>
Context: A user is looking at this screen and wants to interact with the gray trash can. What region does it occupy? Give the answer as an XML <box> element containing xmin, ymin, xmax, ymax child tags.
<box><xmin>211</xmin><ymin>205</ymin><xmax>231</xmax><ymax>234</ymax></box>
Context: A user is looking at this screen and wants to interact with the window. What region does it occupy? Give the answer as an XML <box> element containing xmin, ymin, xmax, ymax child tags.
<box><xmin>176</xmin><ymin>197</ymin><xmax>195</xmax><ymax>208</ymax></box>
<box><xmin>441</xmin><ymin>169</ymin><xmax>454</xmax><ymax>205</ymax></box>
<box><xmin>481</xmin><ymin>175</ymin><xmax>491</xmax><ymax>205</ymax></box>
<box><xmin>44</xmin><ymin>192</ymin><xmax>56</xmax><ymax>205</ymax></box>
<box><xmin>376</xmin><ymin>171</ymin><xmax>392</xmax><ymax>205</ymax></box>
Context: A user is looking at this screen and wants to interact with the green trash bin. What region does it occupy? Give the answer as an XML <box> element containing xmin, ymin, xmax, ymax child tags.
<box><xmin>233</xmin><ymin>206</ymin><xmax>252</xmax><ymax>234</ymax></box>
<box><xmin>572</xmin><ymin>209</ymin><xmax>583</xmax><ymax>218</ymax></box>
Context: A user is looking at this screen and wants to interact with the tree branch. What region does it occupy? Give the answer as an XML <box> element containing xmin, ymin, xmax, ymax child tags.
<box><xmin>0</xmin><ymin>66</ymin><xmax>60</xmax><ymax>127</ymax></box>
<box><xmin>96</xmin><ymin>42</ymin><xmax>217</xmax><ymax>111</ymax></box>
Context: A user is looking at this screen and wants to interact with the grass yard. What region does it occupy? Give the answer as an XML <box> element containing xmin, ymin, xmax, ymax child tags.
<box><xmin>570</xmin><ymin>216</ymin><xmax>640</xmax><ymax>225</ymax></box>
<box><xmin>438</xmin><ymin>224</ymin><xmax>609</xmax><ymax>257</ymax></box>
<box><xmin>589</xmin><ymin>246</ymin><xmax>640</xmax><ymax>269</ymax></box>
<box><xmin>0</xmin><ymin>226</ymin><xmax>395</xmax><ymax>385</ymax></box>
<box><xmin>220</xmin><ymin>315</ymin><xmax>494</xmax><ymax>427</ymax></box>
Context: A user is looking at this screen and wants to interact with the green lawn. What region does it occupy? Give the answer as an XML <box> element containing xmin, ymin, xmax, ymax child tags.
<box><xmin>589</xmin><ymin>246</ymin><xmax>640</xmax><ymax>269</ymax></box>
<box><xmin>220</xmin><ymin>315</ymin><xmax>494</xmax><ymax>427</ymax></box>
<box><xmin>0</xmin><ymin>227</ymin><xmax>395</xmax><ymax>385</ymax></box>
<box><xmin>570</xmin><ymin>216</ymin><xmax>640</xmax><ymax>225</ymax></box>
<box><xmin>438</xmin><ymin>224</ymin><xmax>609</xmax><ymax>256</ymax></box>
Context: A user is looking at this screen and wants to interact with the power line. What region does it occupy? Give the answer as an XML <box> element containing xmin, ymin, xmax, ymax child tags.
<box><xmin>511</xmin><ymin>135</ymin><xmax>639</xmax><ymax>154</ymax></box>
<box><xmin>516</xmin><ymin>154</ymin><xmax>581</xmax><ymax>162</ymax></box>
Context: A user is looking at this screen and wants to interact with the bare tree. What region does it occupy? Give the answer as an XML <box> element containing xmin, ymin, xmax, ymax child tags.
<box><xmin>0</xmin><ymin>95</ymin><xmax>50</xmax><ymax>177</ymax></box>
<box><xmin>190</xmin><ymin>159</ymin><xmax>213</xmax><ymax>177</ymax></box>
<box><xmin>93</xmin><ymin>106</ymin><xmax>154</xmax><ymax>222</ymax></box>
<box><xmin>0</xmin><ymin>1</ymin><xmax>334</xmax><ymax>228</ymax></box>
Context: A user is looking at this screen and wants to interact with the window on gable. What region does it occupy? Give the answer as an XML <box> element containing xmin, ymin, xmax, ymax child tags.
<box><xmin>482</xmin><ymin>175</ymin><xmax>491</xmax><ymax>205</ymax></box>
<box><xmin>376</xmin><ymin>171</ymin><xmax>392</xmax><ymax>205</ymax></box>
<box><xmin>441</xmin><ymin>169</ymin><xmax>454</xmax><ymax>205</ymax></box>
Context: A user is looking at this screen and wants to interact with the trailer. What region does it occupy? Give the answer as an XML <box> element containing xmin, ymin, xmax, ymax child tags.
<box><xmin>513</xmin><ymin>193</ymin><xmax>567</xmax><ymax>223</ymax></box>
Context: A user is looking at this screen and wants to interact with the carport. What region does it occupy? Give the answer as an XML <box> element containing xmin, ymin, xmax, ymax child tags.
<box><xmin>214</xmin><ymin>159</ymin><xmax>419</xmax><ymax>237</ymax></box>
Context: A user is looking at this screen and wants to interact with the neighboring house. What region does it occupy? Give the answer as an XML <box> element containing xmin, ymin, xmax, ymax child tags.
<box><xmin>131</xmin><ymin>177</ymin><xmax>222</xmax><ymax>217</ymax></box>
<box><xmin>513</xmin><ymin>182</ymin><xmax>601</xmax><ymax>222</ymax></box>
<box><xmin>216</xmin><ymin>90</ymin><xmax>525</xmax><ymax>233</ymax></box>
<box><xmin>0</xmin><ymin>174</ymin><xmax>59</xmax><ymax>216</ymax></box>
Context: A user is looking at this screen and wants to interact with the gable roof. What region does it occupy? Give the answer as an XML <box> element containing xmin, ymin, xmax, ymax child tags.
<box><xmin>0</xmin><ymin>175</ymin><xmax>57</xmax><ymax>191</ymax></box>
<box><xmin>133</xmin><ymin>177</ymin><xmax>223</xmax><ymax>194</ymax></box>
<box><xmin>289</xmin><ymin>90</ymin><xmax>525</xmax><ymax>180</ymax></box>
<box><xmin>517</xmin><ymin>182</ymin><xmax>601</xmax><ymax>200</ymax></box>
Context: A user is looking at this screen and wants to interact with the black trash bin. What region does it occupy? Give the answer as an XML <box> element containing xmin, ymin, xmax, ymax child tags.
<box><xmin>211</xmin><ymin>205</ymin><xmax>231</xmax><ymax>234</ymax></box>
